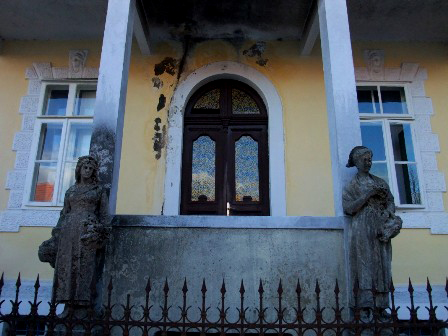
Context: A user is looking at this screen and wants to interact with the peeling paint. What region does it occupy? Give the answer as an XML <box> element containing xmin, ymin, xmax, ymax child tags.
<box><xmin>154</xmin><ymin>57</ymin><xmax>178</xmax><ymax>76</ymax></box>
<box><xmin>152</xmin><ymin>77</ymin><xmax>163</xmax><ymax>89</ymax></box>
<box><xmin>243</xmin><ymin>41</ymin><xmax>268</xmax><ymax>66</ymax></box>
<box><xmin>157</xmin><ymin>94</ymin><xmax>166</xmax><ymax>111</ymax></box>
<box><xmin>152</xmin><ymin>118</ymin><xmax>166</xmax><ymax>160</ymax></box>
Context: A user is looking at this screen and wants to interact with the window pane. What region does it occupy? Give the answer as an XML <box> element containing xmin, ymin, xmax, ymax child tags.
<box><xmin>235</xmin><ymin>136</ymin><xmax>259</xmax><ymax>202</ymax></box>
<box><xmin>370</xmin><ymin>163</ymin><xmax>389</xmax><ymax>185</ymax></box>
<box><xmin>360</xmin><ymin>122</ymin><xmax>386</xmax><ymax>161</ymax></box>
<box><xmin>232</xmin><ymin>89</ymin><xmax>260</xmax><ymax>114</ymax></box>
<box><xmin>58</xmin><ymin>162</ymin><xmax>77</xmax><ymax>202</ymax></box>
<box><xmin>31</xmin><ymin>162</ymin><xmax>57</xmax><ymax>202</ymax></box>
<box><xmin>193</xmin><ymin>89</ymin><xmax>220</xmax><ymax>110</ymax></box>
<box><xmin>390</xmin><ymin>123</ymin><xmax>415</xmax><ymax>162</ymax></box>
<box><xmin>395</xmin><ymin>163</ymin><xmax>421</xmax><ymax>204</ymax></box>
<box><xmin>36</xmin><ymin>123</ymin><xmax>62</xmax><ymax>161</ymax></box>
<box><xmin>357</xmin><ymin>87</ymin><xmax>379</xmax><ymax>114</ymax></box>
<box><xmin>75</xmin><ymin>89</ymin><xmax>96</xmax><ymax>116</ymax></box>
<box><xmin>191</xmin><ymin>136</ymin><xmax>216</xmax><ymax>201</ymax></box>
<box><xmin>381</xmin><ymin>87</ymin><xmax>408</xmax><ymax>114</ymax></box>
<box><xmin>44</xmin><ymin>88</ymin><xmax>69</xmax><ymax>116</ymax></box>
<box><xmin>65</xmin><ymin>124</ymin><xmax>92</xmax><ymax>161</ymax></box>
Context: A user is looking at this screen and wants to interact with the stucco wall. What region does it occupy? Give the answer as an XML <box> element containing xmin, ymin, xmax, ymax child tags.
<box><xmin>0</xmin><ymin>40</ymin><xmax>447</xmax><ymax>286</ymax></box>
<box><xmin>116</xmin><ymin>40</ymin><xmax>334</xmax><ymax>216</ymax></box>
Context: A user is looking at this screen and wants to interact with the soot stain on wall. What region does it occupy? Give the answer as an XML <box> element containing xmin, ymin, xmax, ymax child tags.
<box><xmin>154</xmin><ymin>57</ymin><xmax>178</xmax><ymax>76</ymax></box>
<box><xmin>153</xmin><ymin>118</ymin><xmax>166</xmax><ymax>160</ymax></box>
<box><xmin>243</xmin><ymin>41</ymin><xmax>268</xmax><ymax>66</ymax></box>
<box><xmin>157</xmin><ymin>94</ymin><xmax>166</xmax><ymax>111</ymax></box>
<box><xmin>152</xmin><ymin>77</ymin><xmax>163</xmax><ymax>89</ymax></box>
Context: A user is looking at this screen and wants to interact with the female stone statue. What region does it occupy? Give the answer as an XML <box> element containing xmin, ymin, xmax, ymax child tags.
<box><xmin>39</xmin><ymin>156</ymin><xmax>109</xmax><ymax>306</ymax></box>
<box><xmin>343</xmin><ymin>146</ymin><xmax>402</xmax><ymax>316</ymax></box>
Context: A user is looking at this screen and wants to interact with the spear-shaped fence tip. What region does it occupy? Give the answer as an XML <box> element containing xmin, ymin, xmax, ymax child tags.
<box><xmin>164</xmin><ymin>278</ymin><xmax>169</xmax><ymax>294</ymax></box>
<box><xmin>108</xmin><ymin>277</ymin><xmax>113</xmax><ymax>292</ymax></box>
<box><xmin>240</xmin><ymin>279</ymin><xmax>245</xmax><ymax>295</ymax></box>
<box><xmin>34</xmin><ymin>274</ymin><xmax>40</xmax><ymax>290</ymax></box>
<box><xmin>278</xmin><ymin>279</ymin><xmax>283</xmax><ymax>295</ymax></box>
<box><xmin>146</xmin><ymin>278</ymin><xmax>152</xmax><ymax>293</ymax></box>
<box><xmin>296</xmin><ymin>278</ymin><xmax>301</xmax><ymax>294</ymax></box>
<box><xmin>16</xmin><ymin>272</ymin><xmax>21</xmax><ymax>288</ymax></box>
<box><xmin>221</xmin><ymin>279</ymin><xmax>226</xmax><ymax>295</ymax></box>
<box><xmin>408</xmin><ymin>277</ymin><xmax>414</xmax><ymax>293</ymax></box>
<box><xmin>334</xmin><ymin>278</ymin><xmax>340</xmax><ymax>294</ymax></box>
<box><xmin>426</xmin><ymin>277</ymin><xmax>432</xmax><ymax>292</ymax></box>
<box><xmin>0</xmin><ymin>272</ymin><xmax>5</xmax><ymax>288</ymax></box>
<box><xmin>201</xmin><ymin>278</ymin><xmax>207</xmax><ymax>294</ymax></box>
<box><xmin>390</xmin><ymin>277</ymin><xmax>395</xmax><ymax>292</ymax></box>
<box><xmin>258</xmin><ymin>279</ymin><xmax>264</xmax><ymax>294</ymax></box>
<box><xmin>182</xmin><ymin>278</ymin><xmax>188</xmax><ymax>294</ymax></box>
<box><xmin>315</xmin><ymin>279</ymin><xmax>320</xmax><ymax>294</ymax></box>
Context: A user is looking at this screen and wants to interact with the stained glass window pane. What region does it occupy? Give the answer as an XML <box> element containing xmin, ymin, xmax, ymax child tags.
<box><xmin>232</xmin><ymin>89</ymin><xmax>260</xmax><ymax>114</ymax></box>
<box><xmin>191</xmin><ymin>136</ymin><xmax>216</xmax><ymax>201</ymax></box>
<box><xmin>235</xmin><ymin>136</ymin><xmax>259</xmax><ymax>201</ymax></box>
<box><xmin>193</xmin><ymin>89</ymin><xmax>220</xmax><ymax>110</ymax></box>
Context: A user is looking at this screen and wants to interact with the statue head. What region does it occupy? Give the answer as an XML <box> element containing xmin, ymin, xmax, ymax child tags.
<box><xmin>346</xmin><ymin>146</ymin><xmax>373</xmax><ymax>173</ymax></box>
<box><xmin>75</xmin><ymin>156</ymin><xmax>99</xmax><ymax>184</ymax></box>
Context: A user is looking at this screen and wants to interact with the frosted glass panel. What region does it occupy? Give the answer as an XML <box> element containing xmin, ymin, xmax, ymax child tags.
<box><xmin>193</xmin><ymin>89</ymin><xmax>220</xmax><ymax>110</ymax></box>
<box><xmin>235</xmin><ymin>136</ymin><xmax>259</xmax><ymax>201</ymax></box>
<box><xmin>66</xmin><ymin>124</ymin><xmax>92</xmax><ymax>160</ymax></box>
<box><xmin>232</xmin><ymin>89</ymin><xmax>260</xmax><ymax>114</ymax></box>
<box><xmin>75</xmin><ymin>90</ymin><xmax>96</xmax><ymax>116</ymax></box>
<box><xmin>191</xmin><ymin>136</ymin><xmax>216</xmax><ymax>201</ymax></box>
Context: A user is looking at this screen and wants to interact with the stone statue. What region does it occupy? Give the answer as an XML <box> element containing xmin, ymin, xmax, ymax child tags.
<box><xmin>39</xmin><ymin>156</ymin><xmax>110</xmax><ymax>307</ymax></box>
<box><xmin>343</xmin><ymin>146</ymin><xmax>402</xmax><ymax>316</ymax></box>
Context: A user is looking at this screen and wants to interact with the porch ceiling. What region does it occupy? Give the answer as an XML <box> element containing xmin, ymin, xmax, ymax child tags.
<box><xmin>0</xmin><ymin>0</ymin><xmax>447</xmax><ymax>42</ymax></box>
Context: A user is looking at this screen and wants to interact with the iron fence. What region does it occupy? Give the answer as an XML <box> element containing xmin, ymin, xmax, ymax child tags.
<box><xmin>0</xmin><ymin>273</ymin><xmax>447</xmax><ymax>336</ymax></box>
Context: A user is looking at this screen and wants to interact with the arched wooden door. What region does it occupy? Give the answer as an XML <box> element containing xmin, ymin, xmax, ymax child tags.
<box><xmin>180</xmin><ymin>79</ymin><xmax>270</xmax><ymax>215</ymax></box>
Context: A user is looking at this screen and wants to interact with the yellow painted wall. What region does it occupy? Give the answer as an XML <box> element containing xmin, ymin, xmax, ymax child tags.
<box><xmin>117</xmin><ymin>39</ymin><xmax>335</xmax><ymax>216</ymax></box>
<box><xmin>0</xmin><ymin>40</ymin><xmax>447</xmax><ymax>285</ymax></box>
<box><xmin>0</xmin><ymin>227</ymin><xmax>54</xmax><ymax>280</ymax></box>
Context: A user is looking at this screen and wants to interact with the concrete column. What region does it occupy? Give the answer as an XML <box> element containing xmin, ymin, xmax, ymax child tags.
<box><xmin>90</xmin><ymin>0</ymin><xmax>135</xmax><ymax>213</ymax></box>
<box><xmin>318</xmin><ymin>0</ymin><xmax>361</xmax><ymax>216</ymax></box>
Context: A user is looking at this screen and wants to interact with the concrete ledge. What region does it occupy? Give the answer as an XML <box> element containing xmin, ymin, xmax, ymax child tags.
<box><xmin>112</xmin><ymin>215</ymin><xmax>348</xmax><ymax>229</ymax></box>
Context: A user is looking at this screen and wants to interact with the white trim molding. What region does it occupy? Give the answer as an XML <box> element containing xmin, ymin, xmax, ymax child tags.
<box><xmin>355</xmin><ymin>50</ymin><xmax>447</xmax><ymax>234</ymax></box>
<box><xmin>0</xmin><ymin>51</ymin><xmax>98</xmax><ymax>232</ymax></box>
<box><xmin>163</xmin><ymin>61</ymin><xmax>287</xmax><ymax>216</ymax></box>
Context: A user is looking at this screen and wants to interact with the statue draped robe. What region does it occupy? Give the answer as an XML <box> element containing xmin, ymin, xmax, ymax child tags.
<box><xmin>342</xmin><ymin>174</ymin><xmax>395</xmax><ymax>309</ymax></box>
<box><xmin>52</xmin><ymin>184</ymin><xmax>108</xmax><ymax>304</ymax></box>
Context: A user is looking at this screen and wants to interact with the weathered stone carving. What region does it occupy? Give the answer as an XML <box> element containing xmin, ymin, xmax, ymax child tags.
<box><xmin>38</xmin><ymin>156</ymin><xmax>109</xmax><ymax>306</ymax></box>
<box><xmin>69</xmin><ymin>50</ymin><xmax>88</xmax><ymax>78</ymax></box>
<box><xmin>364</xmin><ymin>49</ymin><xmax>385</xmax><ymax>80</ymax></box>
<box><xmin>343</xmin><ymin>146</ymin><xmax>402</xmax><ymax>316</ymax></box>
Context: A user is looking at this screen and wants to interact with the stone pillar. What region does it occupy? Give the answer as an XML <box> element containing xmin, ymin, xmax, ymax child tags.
<box><xmin>90</xmin><ymin>0</ymin><xmax>135</xmax><ymax>214</ymax></box>
<box><xmin>318</xmin><ymin>0</ymin><xmax>361</xmax><ymax>216</ymax></box>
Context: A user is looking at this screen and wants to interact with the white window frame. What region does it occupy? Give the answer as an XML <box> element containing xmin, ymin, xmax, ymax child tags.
<box><xmin>357</xmin><ymin>82</ymin><xmax>426</xmax><ymax>209</ymax></box>
<box><xmin>22</xmin><ymin>80</ymin><xmax>96</xmax><ymax>209</ymax></box>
